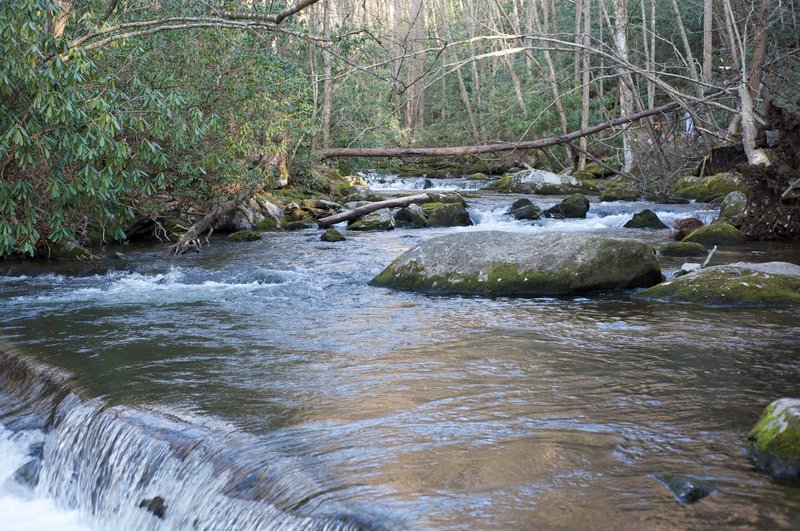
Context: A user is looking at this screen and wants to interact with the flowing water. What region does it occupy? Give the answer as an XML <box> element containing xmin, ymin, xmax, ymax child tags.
<box><xmin>1</xmin><ymin>177</ymin><xmax>799</xmax><ymax>530</ymax></box>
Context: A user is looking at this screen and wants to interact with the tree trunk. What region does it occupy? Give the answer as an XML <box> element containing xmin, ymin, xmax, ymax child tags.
<box><xmin>702</xmin><ymin>0</ymin><xmax>714</xmax><ymax>86</ymax></box>
<box><xmin>611</xmin><ymin>0</ymin><xmax>635</xmax><ymax>173</ymax></box>
<box><xmin>323</xmin><ymin>100</ymin><xmax>682</xmax><ymax>158</ymax></box>
<box><xmin>321</xmin><ymin>0</ymin><xmax>333</xmax><ymax>148</ymax></box>
<box><xmin>317</xmin><ymin>193</ymin><xmax>431</xmax><ymax>227</ymax></box>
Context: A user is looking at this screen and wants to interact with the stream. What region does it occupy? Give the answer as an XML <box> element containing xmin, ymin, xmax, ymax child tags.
<box><xmin>1</xmin><ymin>174</ymin><xmax>799</xmax><ymax>529</ymax></box>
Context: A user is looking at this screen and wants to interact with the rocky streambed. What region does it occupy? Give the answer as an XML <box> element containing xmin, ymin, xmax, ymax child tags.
<box><xmin>0</xmin><ymin>172</ymin><xmax>799</xmax><ymax>530</ymax></box>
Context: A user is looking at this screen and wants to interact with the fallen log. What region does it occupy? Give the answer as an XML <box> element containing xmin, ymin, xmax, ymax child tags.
<box><xmin>317</xmin><ymin>193</ymin><xmax>431</xmax><ymax>228</ymax></box>
<box><xmin>323</xmin><ymin>101</ymin><xmax>682</xmax><ymax>158</ymax></box>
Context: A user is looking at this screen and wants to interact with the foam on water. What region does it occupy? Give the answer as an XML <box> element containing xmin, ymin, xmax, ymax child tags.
<box><xmin>0</xmin><ymin>424</ymin><xmax>91</xmax><ymax>531</ymax></box>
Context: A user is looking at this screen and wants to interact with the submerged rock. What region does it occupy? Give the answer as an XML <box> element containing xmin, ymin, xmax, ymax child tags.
<box><xmin>671</xmin><ymin>172</ymin><xmax>744</xmax><ymax>202</ymax></box>
<box><xmin>682</xmin><ymin>222</ymin><xmax>746</xmax><ymax>246</ymax></box>
<box><xmin>506</xmin><ymin>198</ymin><xmax>542</xmax><ymax>220</ymax></box>
<box><xmin>747</xmin><ymin>398</ymin><xmax>800</xmax><ymax>479</ymax></box>
<box><xmin>624</xmin><ymin>209</ymin><xmax>668</xmax><ymax>229</ymax></box>
<box><xmin>227</xmin><ymin>231</ymin><xmax>262</xmax><ymax>242</ymax></box>
<box><xmin>659</xmin><ymin>242</ymin><xmax>709</xmax><ymax>258</ymax></box>
<box><xmin>654</xmin><ymin>474</ymin><xmax>716</xmax><ymax>504</ymax></box>
<box><xmin>420</xmin><ymin>202</ymin><xmax>473</xmax><ymax>227</ymax></box>
<box><xmin>370</xmin><ymin>232</ymin><xmax>661</xmax><ymax>297</ymax></box>
<box><xmin>543</xmin><ymin>194</ymin><xmax>590</xmax><ymax>219</ymax></box>
<box><xmin>635</xmin><ymin>261</ymin><xmax>800</xmax><ymax>306</ymax></box>
<box><xmin>672</xmin><ymin>218</ymin><xmax>704</xmax><ymax>241</ymax></box>
<box><xmin>348</xmin><ymin>210</ymin><xmax>395</xmax><ymax>231</ymax></box>
<box><xmin>13</xmin><ymin>458</ymin><xmax>40</xmax><ymax>489</ymax></box>
<box><xmin>320</xmin><ymin>228</ymin><xmax>346</xmax><ymax>242</ymax></box>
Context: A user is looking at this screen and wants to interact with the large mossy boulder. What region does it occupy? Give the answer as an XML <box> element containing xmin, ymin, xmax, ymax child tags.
<box><xmin>321</xmin><ymin>228</ymin><xmax>346</xmax><ymax>242</ymax></box>
<box><xmin>506</xmin><ymin>198</ymin><xmax>542</xmax><ymax>220</ymax></box>
<box><xmin>543</xmin><ymin>194</ymin><xmax>590</xmax><ymax>219</ymax></box>
<box><xmin>671</xmin><ymin>172</ymin><xmax>745</xmax><ymax>202</ymax></box>
<box><xmin>682</xmin><ymin>222</ymin><xmax>745</xmax><ymax>246</ymax></box>
<box><xmin>659</xmin><ymin>242</ymin><xmax>709</xmax><ymax>257</ymax></box>
<box><xmin>635</xmin><ymin>262</ymin><xmax>800</xmax><ymax>306</ymax></box>
<box><xmin>370</xmin><ymin>232</ymin><xmax>662</xmax><ymax>297</ymax></box>
<box><xmin>624</xmin><ymin>209</ymin><xmax>668</xmax><ymax>229</ymax></box>
<box><xmin>488</xmin><ymin>169</ymin><xmax>580</xmax><ymax>195</ymax></box>
<box><xmin>348</xmin><ymin>210</ymin><xmax>395</xmax><ymax>231</ymax></box>
<box><xmin>747</xmin><ymin>399</ymin><xmax>800</xmax><ymax>479</ymax></box>
<box><xmin>420</xmin><ymin>202</ymin><xmax>473</xmax><ymax>227</ymax></box>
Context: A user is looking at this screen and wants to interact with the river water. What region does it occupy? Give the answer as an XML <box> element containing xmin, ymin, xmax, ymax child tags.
<box><xmin>0</xmin><ymin>176</ymin><xmax>799</xmax><ymax>530</ymax></box>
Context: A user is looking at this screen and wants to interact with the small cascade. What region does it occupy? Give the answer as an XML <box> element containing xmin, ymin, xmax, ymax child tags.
<box><xmin>0</xmin><ymin>346</ymin><xmax>391</xmax><ymax>531</ymax></box>
<box><xmin>359</xmin><ymin>171</ymin><xmax>490</xmax><ymax>192</ymax></box>
<box><xmin>466</xmin><ymin>197</ymin><xmax>718</xmax><ymax>233</ymax></box>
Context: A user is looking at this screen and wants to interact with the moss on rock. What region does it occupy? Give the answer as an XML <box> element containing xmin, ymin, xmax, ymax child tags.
<box><xmin>420</xmin><ymin>202</ymin><xmax>473</xmax><ymax>227</ymax></box>
<box><xmin>370</xmin><ymin>232</ymin><xmax>661</xmax><ymax>297</ymax></box>
<box><xmin>659</xmin><ymin>242</ymin><xmax>709</xmax><ymax>257</ymax></box>
<box><xmin>747</xmin><ymin>399</ymin><xmax>800</xmax><ymax>479</ymax></box>
<box><xmin>671</xmin><ymin>172</ymin><xmax>745</xmax><ymax>202</ymax></box>
<box><xmin>321</xmin><ymin>228</ymin><xmax>346</xmax><ymax>242</ymax></box>
<box><xmin>228</xmin><ymin>231</ymin><xmax>262</xmax><ymax>242</ymax></box>
<box><xmin>682</xmin><ymin>222</ymin><xmax>745</xmax><ymax>246</ymax></box>
<box><xmin>635</xmin><ymin>262</ymin><xmax>800</xmax><ymax>306</ymax></box>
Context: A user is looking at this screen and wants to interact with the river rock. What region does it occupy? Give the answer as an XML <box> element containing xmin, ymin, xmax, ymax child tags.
<box><xmin>635</xmin><ymin>261</ymin><xmax>800</xmax><ymax>306</ymax></box>
<box><xmin>284</xmin><ymin>219</ymin><xmax>316</xmax><ymax>231</ymax></box>
<box><xmin>370</xmin><ymin>232</ymin><xmax>662</xmax><ymax>296</ymax></box>
<box><xmin>321</xmin><ymin>228</ymin><xmax>346</xmax><ymax>242</ymax></box>
<box><xmin>624</xmin><ymin>209</ymin><xmax>668</xmax><ymax>229</ymax></box>
<box><xmin>488</xmin><ymin>169</ymin><xmax>581</xmax><ymax>195</ymax></box>
<box><xmin>421</xmin><ymin>202</ymin><xmax>473</xmax><ymax>227</ymax></box>
<box><xmin>394</xmin><ymin>203</ymin><xmax>429</xmax><ymax>228</ymax></box>
<box><xmin>139</xmin><ymin>496</ymin><xmax>167</xmax><ymax>519</ymax></box>
<box><xmin>682</xmin><ymin>222</ymin><xmax>745</xmax><ymax>246</ymax></box>
<box><xmin>659</xmin><ymin>242</ymin><xmax>709</xmax><ymax>257</ymax></box>
<box><xmin>543</xmin><ymin>194</ymin><xmax>590</xmax><ymax>219</ymax></box>
<box><xmin>599</xmin><ymin>180</ymin><xmax>638</xmax><ymax>202</ymax></box>
<box><xmin>654</xmin><ymin>473</ymin><xmax>716</xmax><ymax>504</ymax></box>
<box><xmin>671</xmin><ymin>172</ymin><xmax>745</xmax><ymax>202</ymax></box>
<box><xmin>672</xmin><ymin>218</ymin><xmax>704</xmax><ymax>241</ymax></box>
<box><xmin>717</xmin><ymin>191</ymin><xmax>747</xmax><ymax>222</ymax></box>
<box><xmin>346</xmin><ymin>185</ymin><xmax>385</xmax><ymax>203</ymax></box>
<box><xmin>747</xmin><ymin>398</ymin><xmax>800</xmax><ymax>479</ymax></box>
<box><xmin>227</xmin><ymin>231</ymin><xmax>261</xmax><ymax>242</ymax></box>
<box><xmin>467</xmin><ymin>172</ymin><xmax>489</xmax><ymax>181</ymax></box>
<box><xmin>13</xmin><ymin>458</ymin><xmax>40</xmax><ymax>489</ymax></box>
<box><xmin>348</xmin><ymin>210</ymin><xmax>395</xmax><ymax>231</ymax></box>
<box><xmin>506</xmin><ymin>198</ymin><xmax>542</xmax><ymax>220</ymax></box>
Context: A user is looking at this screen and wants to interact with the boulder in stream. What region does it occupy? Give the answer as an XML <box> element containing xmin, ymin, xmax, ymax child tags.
<box><xmin>394</xmin><ymin>203</ymin><xmax>429</xmax><ymax>228</ymax></box>
<box><xmin>682</xmin><ymin>222</ymin><xmax>746</xmax><ymax>246</ymax></box>
<box><xmin>420</xmin><ymin>202</ymin><xmax>473</xmax><ymax>227</ymax></box>
<box><xmin>672</xmin><ymin>218</ymin><xmax>704</xmax><ymax>241</ymax></box>
<box><xmin>348</xmin><ymin>210</ymin><xmax>395</xmax><ymax>231</ymax></box>
<box><xmin>321</xmin><ymin>228</ymin><xmax>346</xmax><ymax>242</ymax></box>
<box><xmin>543</xmin><ymin>194</ymin><xmax>590</xmax><ymax>219</ymax></box>
<box><xmin>506</xmin><ymin>198</ymin><xmax>542</xmax><ymax>220</ymax></box>
<box><xmin>747</xmin><ymin>398</ymin><xmax>800</xmax><ymax>479</ymax></box>
<box><xmin>227</xmin><ymin>231</ymin><xmax>261</xmax><ymax>242</ymax></box>
<box><xmin>488</xmin><ymin>169</ymin><xmax>581</xmax><ymax>195</ymax></box>
<box><xmin>717</xmin><ymin>191</ymin><xmax>747</xmax><ymax>223</ymax></box>
<box><xmin>635</xmin><ymin>261</ymin><xmax>800</xmax><ymax>306</ymax></box>
<box><xmin>659</xmin><ymin>242</ymin><xmax>709</xmax><ymax>258</ymax></box>
<box><xmin>624</xmin><ymin>209</ymin><xmax>668</xmax><ymax>229</ymax></box>
<box><xmin>370</xmin><ymin>232</ymin><xmax>662</xmax><ymax>297</ymax></box>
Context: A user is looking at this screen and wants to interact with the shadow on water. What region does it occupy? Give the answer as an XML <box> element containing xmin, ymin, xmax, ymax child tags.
<box><xmin>0</xmin><ymin>194</ymin><xmax>799</xmax><ymax>529</ymax></box>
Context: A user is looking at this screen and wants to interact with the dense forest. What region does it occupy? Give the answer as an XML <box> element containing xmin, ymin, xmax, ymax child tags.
<box><xmin>1</xmin><ymin>0</ymin><xmax>798</xmax><ymax>257</ymax></box>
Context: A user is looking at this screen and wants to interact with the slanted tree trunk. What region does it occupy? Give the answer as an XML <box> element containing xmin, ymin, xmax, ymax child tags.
<box><xmin>317</xmin><ymin>193</ymin><xmax>432</xmax><ymax>227</ymax></box>
<box><xmin>323</xmin><ymin>100</ymin><xmax>682</xmax><ymax>158</ymax></box>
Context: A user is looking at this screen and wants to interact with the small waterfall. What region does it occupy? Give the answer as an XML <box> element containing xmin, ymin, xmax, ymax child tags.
<box><xmin>359</xmin><ymin>171</ymin><xmax>490</xmax><ymax>192</ymax></box>
<box><xmin>0</xmin><ymin>345</ymin><xmax>393</xmax><ymax>531</ymax></box>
